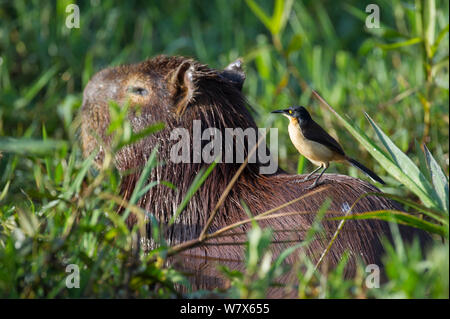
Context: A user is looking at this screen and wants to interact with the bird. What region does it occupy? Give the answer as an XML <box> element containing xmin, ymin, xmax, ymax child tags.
<box><xmin>272</xmin><ymin>105</ymin><xmax>385</xmax><ymax>189</ymax></box>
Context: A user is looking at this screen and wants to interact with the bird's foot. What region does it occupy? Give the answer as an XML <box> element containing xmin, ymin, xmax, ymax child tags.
<box><xmin>304</xmin><ymin>181</ymin><xmax>324</xmax><ymax>191</ymax></box>
<box><xmin>301</xmin><ymin>176</ymin><xmax>313</xmax><ymax>182</ymax></box>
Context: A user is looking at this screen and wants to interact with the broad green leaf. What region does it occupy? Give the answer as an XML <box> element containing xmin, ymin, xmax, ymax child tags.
<box><xmin>415</xmin><ymin>139</ymin><xmax>431</xmax><ymax>182</ymax></box>
<box><xmin>365</xmin><ymin>113</ymin><xmax>437</xmax><ymax>208</ymax></box>
<box><xmin>424</xmin><ymin>144</ymin><xmax>449</xmax><ymax>214</ymax></box>
<box><xmin>365</xmin><ymin>114</ymin><xmax>429</xmax><ymax>188</ymax></box>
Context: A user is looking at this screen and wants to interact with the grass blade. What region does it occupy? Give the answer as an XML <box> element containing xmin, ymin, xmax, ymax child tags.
<box><xmin>359</xmin><ymin>192</ymin><xmax>447</xmax><ymax>224</ymax></box>
<box><xmin>297</xmin><ymin>154</ymin><xmax>306</xmax><ymax>174</ymax></box>
<box><xmin>377</xmin><ymin>37</ymin><xmax>422</xmax><ymax>50</ymax></box>
<box><xmin>245</xmin><ymin>0</ymin><xmax>272</xmax><ymax>33</ymax></box>
<box><xmin>117</xmin><ymin>122</ymin><xmax>165</xmax><ymax>149</ymax></box>
<box><xmin>0</xmin><ymin>137</ymin><xmax>68</xmax><ymax>156</ymax></box>
<box><xmin>169</xmin><ymin>159</ymin><xmax>218</xmax><ymax>226</ymax></box>
<box><xmin>122</xmin><ymin>146</ymin><xmax>159</xmax><ymax>222</ymax></box>
<box><xmin>424</xmin><ymin>144</ymin><xmax>449</xmax><ymax>214</ymax></box>
<box><xmin>14</xmin><ymin>64</ymin><xmax>59</xmax><ymax>109</ymax></box>
<box><xmin>329</xmin><ymin>210</ymin><xmax>447</xmax><ymax>237</ymax></box>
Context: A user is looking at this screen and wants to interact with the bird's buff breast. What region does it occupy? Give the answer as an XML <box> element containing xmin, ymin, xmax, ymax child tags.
<box><xmin>288</xmin><ymin>119</ymin><xmax>335</xmax><ymax>166</ymax></box>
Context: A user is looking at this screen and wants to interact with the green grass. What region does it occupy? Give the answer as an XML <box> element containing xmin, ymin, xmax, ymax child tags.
<box><xmin>0</xmin><ymin>0</ymin><xmax>448</xmax><ymax>298</ymax></box>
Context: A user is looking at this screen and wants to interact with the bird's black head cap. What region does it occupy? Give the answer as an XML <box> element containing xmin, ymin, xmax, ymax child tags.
<box><xmin>272</xmin><ymin>105</ymin><xmax>312</xmax><ymax>123</ymax></box>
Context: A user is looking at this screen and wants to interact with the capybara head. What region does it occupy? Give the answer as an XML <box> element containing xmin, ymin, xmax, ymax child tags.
<box><xmin>81</xmin><ymin>55</ymin><xmax>261</xmax><ymax>173</ymax></box>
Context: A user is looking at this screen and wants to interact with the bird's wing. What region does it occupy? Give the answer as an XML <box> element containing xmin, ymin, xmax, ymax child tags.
<box><xmin>301</xmin><ymin>120</ymin><xmax>346</xmax><ymax>156</ymax></box>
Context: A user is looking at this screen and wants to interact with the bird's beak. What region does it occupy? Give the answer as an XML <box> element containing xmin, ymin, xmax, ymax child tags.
<box><xmin>271</xmin><ymin>109</ymin><xmax>293</xmax><ymax>119</ymax></box>
<box><xmin>271</xmin><ymin>109</ymin><xmax>289</xmax><ymax>114</ymax></box>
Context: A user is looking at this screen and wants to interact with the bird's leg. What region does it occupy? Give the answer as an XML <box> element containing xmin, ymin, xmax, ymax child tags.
<box><xmin>301</xmin><ymin>165</ymin><xmax>322</xmax><ymax>182</ymax></box>
<box><xmin>306</xmin><ymin>165</ymin><xmax>328</xmax><ymax>190</ymax></box>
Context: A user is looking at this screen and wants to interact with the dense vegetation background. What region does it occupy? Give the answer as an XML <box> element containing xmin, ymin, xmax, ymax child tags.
<box><xmin>0</xmin><ymin>0</ymin><xmax>448</xmax><ymax>298</ymax></box>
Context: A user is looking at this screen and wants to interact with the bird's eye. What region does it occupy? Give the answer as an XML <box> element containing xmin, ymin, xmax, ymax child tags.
<box><xmin>128</xmin><ymin>86</ymin><xmax>148</xmax><ymax>96</ymax></box>
<box><xmin>289</xmin><ymin>110</ymin><xmax>292</xmax><ymax>114</ymax></box>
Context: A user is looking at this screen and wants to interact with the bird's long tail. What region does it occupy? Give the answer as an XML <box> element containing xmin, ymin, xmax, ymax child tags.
<box><xmin>346</xmin><ymin>157</ymin><xmax>385</xmax><ymax>184</ymax></box>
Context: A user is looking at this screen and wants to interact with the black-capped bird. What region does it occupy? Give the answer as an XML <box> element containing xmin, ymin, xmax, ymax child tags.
<box><xmin>272</xmin><ymin>106</ymin><xmax>385</xmax><ymax>189</ymax></box>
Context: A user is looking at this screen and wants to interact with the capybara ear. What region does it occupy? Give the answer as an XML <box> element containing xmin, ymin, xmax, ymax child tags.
<box><xmin>170</xmin><ymin>61</ymin><xmax>197</xmax><ymax>116</ymax></box>
<box><xmin>220</xmin><ymin>58</ymin><xmax>245</xmax><ymax>90</ymax></box>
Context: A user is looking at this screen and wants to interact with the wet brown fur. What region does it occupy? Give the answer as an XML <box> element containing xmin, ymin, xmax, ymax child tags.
<box><xmin>80</xmin><ymin>55</ymin><xmax>426</xmax><ymax>293</ymax></box>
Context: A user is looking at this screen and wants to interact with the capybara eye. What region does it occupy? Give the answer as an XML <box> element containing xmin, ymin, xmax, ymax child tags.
<box><xmin>128</xmin><ymin>86</ymin><xmax>148</xmax><ymax>96</ymax></box>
